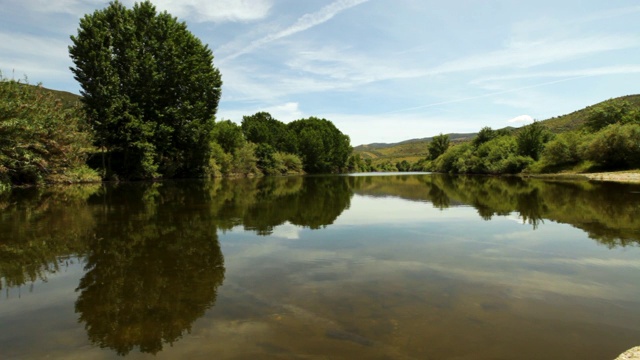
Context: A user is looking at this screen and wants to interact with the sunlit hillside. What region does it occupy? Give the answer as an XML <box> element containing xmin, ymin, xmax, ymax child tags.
<box><xmin>353</xmin><ymin>94</ymin><xmax>640</xmax><ymax>167</ymax></box>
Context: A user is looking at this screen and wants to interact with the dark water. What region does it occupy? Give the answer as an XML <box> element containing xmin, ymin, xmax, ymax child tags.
<box><xmin>1</xmin><ymin>174</ymin><xmax>639</xmax><ymax>359</ymax></box>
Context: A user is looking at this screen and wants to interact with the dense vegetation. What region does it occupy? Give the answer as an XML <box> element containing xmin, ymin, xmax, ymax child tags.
<box><xmin>0</xmin><ymin>1</ymin><xmax>351</xmax><ymax>189</ymax></box>
<box><xmin>351</xmin><ymin>96</ymin><xmax>640</xmax><ymax>174</ymax></box>
<box><xmin>0</xmin><ymin>76</ymin><xmax>100</xmax><ymax>189</ymax></box>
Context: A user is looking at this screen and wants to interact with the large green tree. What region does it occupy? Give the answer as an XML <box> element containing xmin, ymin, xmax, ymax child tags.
<box><xmin>69</xmin><ymin>1</ymin><xmax>222</xmax><ymax>179</ymax></box>
<box><xmin>287</xmin><ymin>117</ymin><xmax>352</xmax><ymax>174</ymax></box>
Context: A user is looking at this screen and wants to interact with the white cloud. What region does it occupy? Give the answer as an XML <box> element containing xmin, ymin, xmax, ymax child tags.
<box><xmin>507</xmin><ymin>115</ymin><xmax>534</xmax><ymax>124</ymax></box>
<box><xmin>0</xmin><ymin>32</ymin><xmax>69</xmax><ymax>61</ymax></box>
<box><xmin>0</xmin><ymin>32</ymin><xmax>72</xmax><ymax>84</ymax></box>
<box><xmin>218</xmin><ymin>102</ymin><xmax>303</xmax><ymax>124</ymax></box>
<box><xmin>263</xmin><ymin>102</ymin><xmax>304</xmax><ymax>122</ymax></box>
<box><xmin>145</xmin><ymin>0</ymin><xmax>272</xmax><ymax>23</ymax></box>
<box><xmin>9</xmin><ymin>0</ymin><xmax>95</xmax><ymax>16</ymax></box>
<box><xmin>13</xmin><ymin>0</ymin><xmax>272</xmax><ymax>23</ymax></box>
<box><xmin>221</xmin><ymin>0</ymin><xmax>371</xmax><ymax>61</ymax></box>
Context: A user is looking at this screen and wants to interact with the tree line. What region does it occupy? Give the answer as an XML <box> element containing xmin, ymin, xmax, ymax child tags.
<box><xmin>0</xmin><ymin>1</ymin><xmax>351</xmax><ymax>190</ymax></box>
<box><xmin>351</xmin><ymin>98</ymin><xmax>640</xmax><ymax>174</ymax></box>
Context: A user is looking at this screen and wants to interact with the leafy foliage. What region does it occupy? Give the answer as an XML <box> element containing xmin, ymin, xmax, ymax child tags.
<box><xmin>472</xmin><ymin>126</ymin><xmax>498</xmax><ymax>148</ymax></box>
<box><xmin>582</xmin><ymin>123</ymin><xmax>640</xmax><ymax>169</ymax></box>
<box><xmin>0</xmin><ymin>76</ymin><xmax>98</xmax><ymax>186</ymax></box>
<box><xmin>287</xmin><ymin>117</ymin><xmax>352</xmax><ymax>174</ymax></box>
<box><xmin>211</xmin><ymin>120</ymin><xmax>245</xmax><ymax>154</ymax></box>
<box><xmin>585</xmin><ymin>100</ymin><xmax>639</xmax><ymax>132</ymax></box>
<box><xmin>69</xmin><ymin>0</ymin><xmax>222</xmax><ymax>179</ymax></box>
<box><xmin>428</xmin><ymin>133</ymin><xmax>450</xmax><ymax>160</ymax></box>
<box><xmin>516</xmin><ymin>121</ymin><xmax>551</xmax><ymax>161</ymax></box>
<box><xmin>241</xmin><ymin>112</ymin><xmax>297</xmax><ymax>154</ymax></box>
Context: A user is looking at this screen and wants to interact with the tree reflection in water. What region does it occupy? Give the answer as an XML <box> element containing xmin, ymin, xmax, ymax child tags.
<box><xmin>1</xmin><ymin>174</ymin><xmax>639</xmax><ymax>356</ymax></box>
<box><xmin>75</xmin><ymin>182</ymin><xmax>225</xmax><ymax>355</ymax></box>
<box><xmin>352</xmin><ymin>174</ymin><xmax>640</xmax><ymax>247</ymax></box>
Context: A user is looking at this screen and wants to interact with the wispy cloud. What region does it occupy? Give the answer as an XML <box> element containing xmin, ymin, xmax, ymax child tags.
<box><xmin>428</xmin><ymin>35</ymin><xmax>640</xmax><ymax>75</ymax></box>
<box><xmin>146</xmin><ymin>0</ymin><xmax>272</xmax><ymax>23</ymax></box>
<box><xmin>471</xmin><ymin>65</ymin><xmax>640</xmax><ymax>88</ymax></box>
<box><xmin>0</xmin><ymin>32</ymin><xmax>71</xmax><ymax>82</ymax></box>
<box><xmin>383</xmin><ymin>75</ymin><xmax>593</xmax><ymax>115</ymax></box>
<box><xmin>0</xmin><ymin>32</ymin><xmax>69</xmax><ymax>61</ymax></box>
<box><xmin>7</xmin><ymin>0</ymin><xmax>94</xmax><ymax>16</ymax></box>
<box><xmin>220</xmin><ymin>0</ymin><xmax>371</xmax><ymax>62</ymax></box>
<box><xmin>12</xmin><ymin>0</ymin><xmax>272</xmax><ymax>23</ymax></box>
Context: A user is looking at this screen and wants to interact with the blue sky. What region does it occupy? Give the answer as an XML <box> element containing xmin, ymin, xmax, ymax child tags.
<box><xmin>2</xmin><ymin>0</ymin><xmax>640</xmax><ymax>145</ymax></box>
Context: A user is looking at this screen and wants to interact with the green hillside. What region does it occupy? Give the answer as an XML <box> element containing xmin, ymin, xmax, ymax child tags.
<box><xmin>353</xmin><ymin>94</ymin><xmax>640</xmax><ymax>167</ymax></box>
<box><xmin>22</xmin><ymin>84</ymin><xmax>82</xmax><ymax>108</ymax></box>
<box><xmin>45</xmin><ymin>87</ymin><xmax>82</xmax><ymax>108</ymax></box>
<box><xmin>539</xmin><ymin>94</ymin><xmax>640</xmax><ymax>133</ymax></box>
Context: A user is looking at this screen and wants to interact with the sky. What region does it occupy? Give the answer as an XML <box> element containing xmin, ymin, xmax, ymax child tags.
<box><xmin>2</xmin><ymin>0</ymin><xmax>640</xmax><ymax>146</ymax></box>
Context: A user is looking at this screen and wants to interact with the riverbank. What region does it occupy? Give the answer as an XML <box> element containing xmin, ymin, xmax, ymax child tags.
<box><xmin>582</xmin><ymin>170</ymin><xmax>640</xmax><ymax>184</ymax></box>
<box><xmin>615</xmin><ymin>346</ymin><xmax>640</xmax><ymax>360</ymax></box>
<box><xmin>523</xmin><ymin>170</ymin><xmax>640</xmax><ymax>184</ymax></box>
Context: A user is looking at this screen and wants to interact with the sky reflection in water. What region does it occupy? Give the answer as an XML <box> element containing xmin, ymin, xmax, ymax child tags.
<box><xmin>1</xmin><ymin>174</ymin><xmax>639</xmax><ymax>359</ymax></box>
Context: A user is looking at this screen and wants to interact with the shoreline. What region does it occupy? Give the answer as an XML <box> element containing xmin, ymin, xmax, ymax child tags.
<box><xmin>523</xmin><ymin>170</ymin><xmax>640</xmax><ymax>184</ymax></box>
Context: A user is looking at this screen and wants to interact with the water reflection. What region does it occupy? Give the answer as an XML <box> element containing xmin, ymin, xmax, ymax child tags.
<box><xmin>1</xmin><ymin>174</ymin><xmax>640</xmax><ymax>358</ymax></box>
<box><xmin>0</xmin><ymin>184</ymin><xmax>98</xmax><ymax>291</ymax></box>
<box><xmin>76</xmin><ymin>182</ymin><xmax>225</xmax><ymax>355</ymax></box>
<box><xmin>217</xmin><ymin>176</ymin><xmax>352</xmax><ymax>235</ymax></box>
<box><xmin>351</xmin><ymin>174</ymin><xmax>640</xmax><ymax>246</ymax></box>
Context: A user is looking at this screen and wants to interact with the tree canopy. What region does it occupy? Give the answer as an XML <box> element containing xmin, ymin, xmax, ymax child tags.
<box><xmin>287</xmin><ymin>117</ymin><xmax>352</xmax><ymax>174</ymax></box>
<box><xmin>241</xmin><ymin>112</ymin><xmax>297</xmax><ymax>154</ymax></box>
<box><xmin>69</xmin><ymin>0</ymin><xmax>222</xmax><ymax>179</ymax></box>
<box><xmin>428</xmin><ymin>133</ymin><xmax>450</xmax><ymax>160</ymax></box>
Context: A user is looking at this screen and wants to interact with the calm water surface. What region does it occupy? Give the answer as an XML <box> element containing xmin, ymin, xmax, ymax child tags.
<box><xmin>1</xmin><ymin>174</ymin><xmax>639</xmax><ymax>359</ymax></box>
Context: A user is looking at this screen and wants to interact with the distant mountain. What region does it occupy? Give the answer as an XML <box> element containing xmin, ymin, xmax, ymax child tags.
<box><xmin>354</xmin><ymin>132</ymin><xmax>478</xmax><ymax>151</ymax></box>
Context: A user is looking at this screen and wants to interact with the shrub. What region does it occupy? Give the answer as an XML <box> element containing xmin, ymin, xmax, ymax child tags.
<box><xmin>582</xmin><ymin>123</ymin><xmax>640</xmax><ymax>169</ymax></box>
<box><xmin>539</xmin><ymin>132</ymin><xmax>585</xmax><ymax>168</ymax></box>
<box><xmin>585</xmin><ymin>100</ymin><xmax>639</xmax><ymax>132</ymax></box>
<box><xmin>0</xmin><ymin>76</ymin><xmax>98</xmax><ymax>185</ymax></box>
<box><xmin>516</xmin><ymin>121</ymin><xmax>551</xmax><ymax>161</ymax></box>
<box><xmin>433</xmin><ymin>143</ymin><xmax>472</xmax><ymax>173</ymax></box>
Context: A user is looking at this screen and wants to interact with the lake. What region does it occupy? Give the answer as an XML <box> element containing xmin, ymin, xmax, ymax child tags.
<box><xmin>1</xmin><ymin>173</ymin><xmax>639</xmax><ymax>359</ymax></box>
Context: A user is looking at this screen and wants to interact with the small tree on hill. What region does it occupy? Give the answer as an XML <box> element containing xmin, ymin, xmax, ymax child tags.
<box><xmin>516</xmin><ymin>121</ymin><xmax>551</xmax><ymax>161</ymax></box>
<box><xmin>428</xmin><ymin>133</ymin><xmax>450</xmax><ymax>160</ymax></box>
